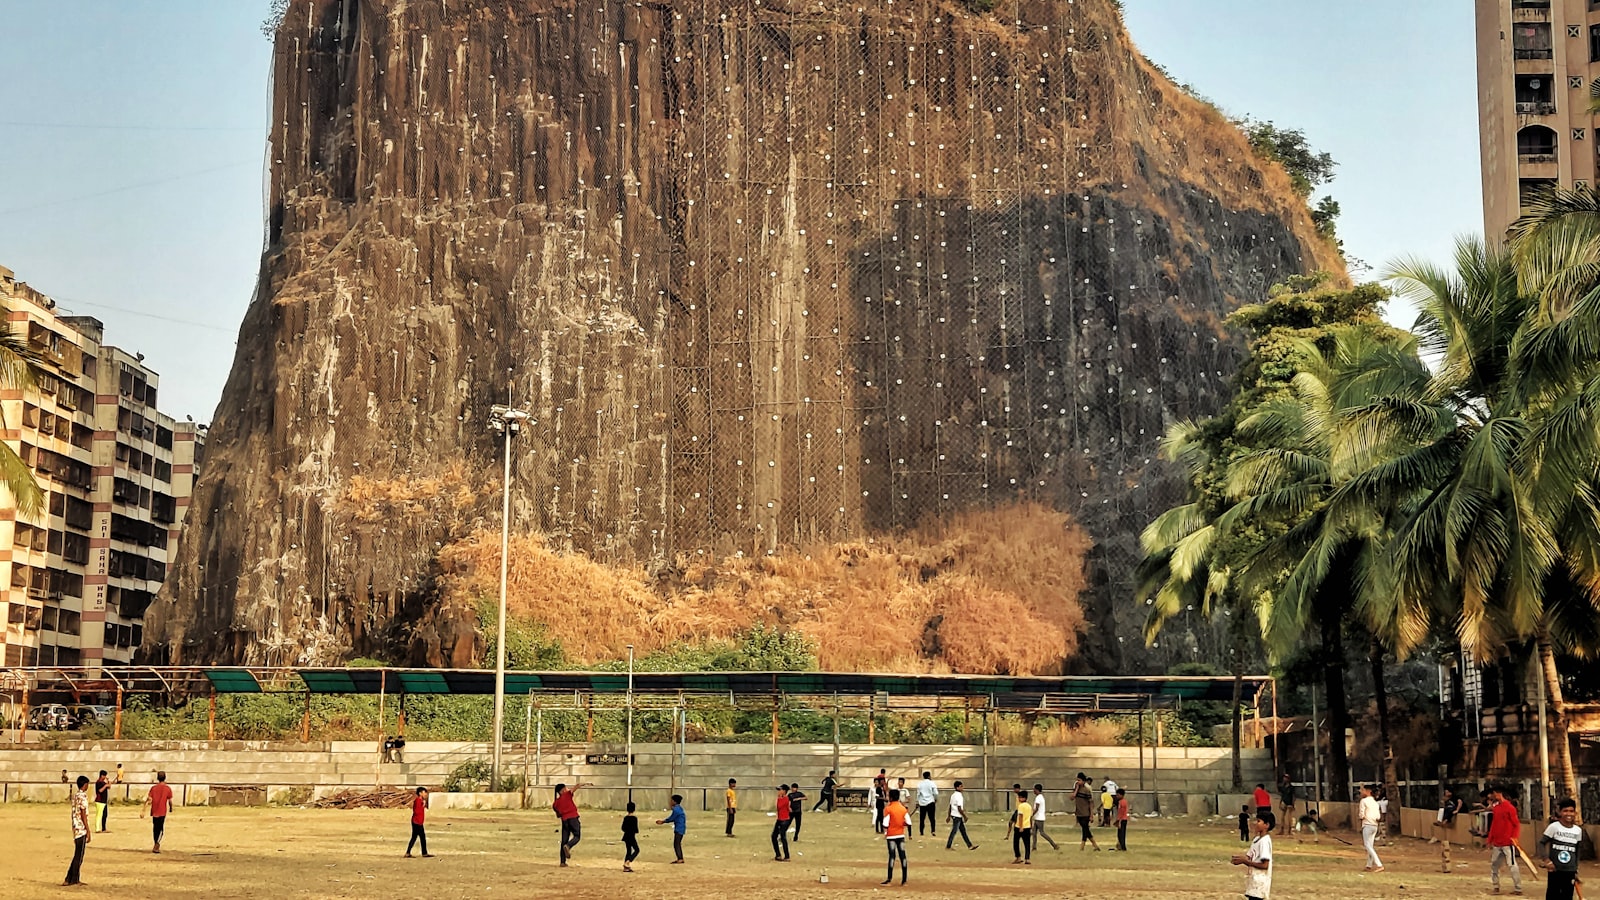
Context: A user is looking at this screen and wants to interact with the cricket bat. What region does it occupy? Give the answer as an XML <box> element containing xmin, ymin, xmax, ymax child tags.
<box><xmin>1512</xmin><ymin>841</ymin><xmax>1542</xmax><ymax>881</ymax></box>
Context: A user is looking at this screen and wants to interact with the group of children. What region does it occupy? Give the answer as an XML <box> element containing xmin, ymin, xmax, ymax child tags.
<box><xmin>59</xmin><ymin>767</ymin><xmax>177</xmax><ymax>886</ymax></box>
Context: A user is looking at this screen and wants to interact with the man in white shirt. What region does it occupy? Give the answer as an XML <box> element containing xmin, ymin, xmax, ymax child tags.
<box><xmin>915</xmin><ymin>772</ymin><xmax>939</xmax><ymax>837</ymax></box>
<box><xmin>1231</xmin><ymin>814</ymin><xmax>1273</xmax><ymax>900</ymax></box>
<box><xmin>1357</xmin><ymin>784</ymin><xmax>1384</xmax><ymax>872</ymax></box>
<box><xmin>1032</xmin><ymin>783</ymin><xmax>1061</xmax><ymax>850</ymax></box>
<box><xmin>1100</xmin><ymin>777</ymin><xmax>1120</xmax><ymax>827</ymax></box>
<box><xmin>944</xmin><ymin>780</ymin><xmax>976</xmax><ymax>850</ymax></box>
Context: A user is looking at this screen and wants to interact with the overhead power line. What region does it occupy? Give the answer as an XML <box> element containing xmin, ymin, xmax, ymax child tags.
<box><xmin>0</xmin><ymin>162</ymin><xmax>256</xmax><ymax>216</ymax></box>
<box><xmin>0</xmin><ymin>120</ymin><xmax>260</xmax><ymax>133</ymax></box>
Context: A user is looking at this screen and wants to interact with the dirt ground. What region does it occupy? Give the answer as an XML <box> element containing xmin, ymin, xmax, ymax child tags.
<box><xmin>0</xmin><ymin>802</ymin><xmax>1543</xmax><ymax>899</ymax></box>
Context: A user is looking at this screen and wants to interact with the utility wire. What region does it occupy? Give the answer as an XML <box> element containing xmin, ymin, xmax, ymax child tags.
<box><xmin>0</xmin><ymin>120</ymin><xmax>260</xmax><ymax>133</ymax></box>
<box><xmin>50</xmin><ymin>295</ymin><xmax>240</xmax><ymax>334</ymax></box>
<box><xmin>0</xmin><ymin>161</ymin><xmax>256</xmax><ymax>216</ymax></box>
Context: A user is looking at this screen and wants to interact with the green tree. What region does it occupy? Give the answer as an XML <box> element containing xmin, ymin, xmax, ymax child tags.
<box><xmin>1377</xmin><ymin>234</ymin><xmax>1600</xmax><ymax>807</ymax></box>
<box><xmin>1138</xmin><ymin>274</ymin><xmax>1391</xmax><ymax>799</ymax></box>
<box><xmin>1239</xmin><ymin>120</ymin><xmax>1337</xmax><ymax>199</ymax></box>
<box><xmin>1222</xmin><ymin>326</ymin><xmax>1441</xmax><ymax>829</ymax></box>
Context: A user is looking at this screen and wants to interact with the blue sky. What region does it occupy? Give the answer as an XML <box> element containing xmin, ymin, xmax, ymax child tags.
<box><xmin>0</xmin><ymin>0</ymin><xmax>1479</xmax><ymax>421</ymax></box>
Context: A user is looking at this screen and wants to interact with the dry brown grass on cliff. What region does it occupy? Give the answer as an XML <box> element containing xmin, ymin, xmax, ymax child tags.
<box><xmin>434</xmin><ymin>503</ymin><xmax>1089</xmax><ymax>675</ymax></box>
<box><xmin>333</xmin><ymin>461</ymin><xmax>487</xmax><ymax>528</ymax></box>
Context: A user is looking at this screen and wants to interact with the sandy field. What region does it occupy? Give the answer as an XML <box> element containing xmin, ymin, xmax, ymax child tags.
<box><xmin>0</xmin><ymin>801</ymin><xmax>1540</xmax><ymax>899</ymax></box>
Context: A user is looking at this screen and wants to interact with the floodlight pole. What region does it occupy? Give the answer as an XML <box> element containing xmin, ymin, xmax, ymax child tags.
<box><xmin>626</xmin><ymin>644</ymin><xmax>635</xmax><ymax>802</ymax></box>
<box><xmin>488</xmin><ymin>383</ymin><xmax>528</xmax><ymax>789</ymax></box>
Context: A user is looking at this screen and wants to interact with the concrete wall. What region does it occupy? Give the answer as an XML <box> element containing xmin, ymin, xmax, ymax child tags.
<box><xmin>0</xmin><ymin>739</ymin><xmax>1273</xmax><ymax>810</ymax></box>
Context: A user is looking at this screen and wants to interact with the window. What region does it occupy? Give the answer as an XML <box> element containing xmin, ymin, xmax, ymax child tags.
<box><xmin>1521</xmin><ymin>177</ymin><xmax>1559</xmax><ymax>211</ymax></box>
<box><xmin>1516</xmin><ymin>74</ymin><xmax>1554</xmax><ymax>109</ymax></box>
<box><xmin>1515</xmin><ymin>22</ymin><xmax>1553</xmax><ymax>58</ymax></box>
<box><xmin>65</xmin><ymin>496</ymin><xmax>92</xmax><ymax>530</ymax></box>
<box><xmin>1519</xmin><ymin>125</ymin><xmax>1558</xmax><ymax>159</ymax></box>
<box><xmin>1591</xmin><ymin>24</ymin><xmax>1600</xmax><ymax>62</ymax></box>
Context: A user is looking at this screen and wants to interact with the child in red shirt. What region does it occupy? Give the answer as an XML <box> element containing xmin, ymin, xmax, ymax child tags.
<box><xmin>141</xmin><ymin>771</ymin><xmax>174</xmax><ymax>853</ymax></box>
<box><xmin>1114</xmin><ymin>788</ymin><xmax>1130</xmax><ymax>851</ymax></box>
<box><xmin>772</xmin><ymin>785</ymin><xmax>792</xmax><ymax>861</ymax></box>
<box><xmin>406</xmin><ymin>786</ymin><xmax>432</xmax><ymax>857</ymax></box>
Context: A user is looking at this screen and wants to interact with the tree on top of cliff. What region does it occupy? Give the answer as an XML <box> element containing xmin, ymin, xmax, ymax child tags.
<box><xmin>261</xmin><ymin>0</ymin><xmax>288</xmax><ymax>39</ymax></box>
<box><xmin>1239</xmin><ymin>120</ymin><xmax>1337</xmax><ymax>199</ymax></box>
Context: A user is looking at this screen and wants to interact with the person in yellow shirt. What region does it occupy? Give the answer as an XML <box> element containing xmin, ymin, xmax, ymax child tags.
<box><xmin>725</xmin><ymin>778</ymin><xmax>738</xmax><ymax>837</ymax></box>
<box><xmin>882</xmin><ymin>788</ymin><xmax>910</xmax><ymax>885</ymax></box>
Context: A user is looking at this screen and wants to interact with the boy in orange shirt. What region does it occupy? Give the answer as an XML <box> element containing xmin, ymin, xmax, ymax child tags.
<box><xmin>882</xmin><ymin>788</ymin><xmax>909</xmax><ymax>885</ymax></box>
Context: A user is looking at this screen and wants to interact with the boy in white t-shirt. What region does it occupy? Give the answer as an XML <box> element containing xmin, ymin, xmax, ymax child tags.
<box><xmin>1231</xmin><ymin>814</ymin><xmax>1273</xmax><ymax>900</ymax></box>
<box><xmin>1539</xmin><ymin>797</ymin><xmax>1586</xmax><ymax>900</ymax></box>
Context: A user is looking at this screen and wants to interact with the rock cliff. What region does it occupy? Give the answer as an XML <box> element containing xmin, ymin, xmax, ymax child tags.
<box><xmin>144</xmin><ymin>0</ymin><xmax>1342</xmax><ymax>669</ymax></box>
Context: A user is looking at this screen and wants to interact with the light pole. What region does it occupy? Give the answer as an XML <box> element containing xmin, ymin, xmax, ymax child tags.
<box><xmin>626</xmin><ymin>644</ymin><xmax>635</xmax><ymax>802</ymax></box>
<box><xmin>488</xmin><ymin>387</ymin><xmax>528</xmax><ymax>789</ymax></box>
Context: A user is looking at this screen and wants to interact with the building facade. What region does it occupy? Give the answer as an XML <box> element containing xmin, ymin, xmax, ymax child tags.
<box><xmin>1477</xmin><ymin>0</ymin><xmax>1600</xmax><ymax>240</ymax></box>
<box><xmin>0</xmin><ymin>265</ymin><xmax>201</xmax><ymax>668</ymax></box>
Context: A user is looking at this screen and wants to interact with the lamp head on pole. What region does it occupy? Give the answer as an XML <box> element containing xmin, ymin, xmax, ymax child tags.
<box><xmin>488</xmin><ymin>405</ymin><xmax>531</xmax><ymax>435</ymax></box>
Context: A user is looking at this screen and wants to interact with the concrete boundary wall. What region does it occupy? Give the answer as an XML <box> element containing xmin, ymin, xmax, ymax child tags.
<box><xmin>0</xmin><ymin>740</ymin><xmax>1273</xmax><ymax>811</ymax></box>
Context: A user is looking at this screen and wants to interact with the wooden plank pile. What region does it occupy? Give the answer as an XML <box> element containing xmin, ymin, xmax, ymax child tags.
<box><xmin>310</xmin><ymin>788</ymin><xmax>412</xmax><ymax>809</ymax></box>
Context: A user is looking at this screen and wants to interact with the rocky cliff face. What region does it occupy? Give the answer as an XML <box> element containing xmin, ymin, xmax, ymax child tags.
<box><xmin>144</xmin><ymin>0</ymin><xmax>1341</xmax><ymax>669</ymax></box>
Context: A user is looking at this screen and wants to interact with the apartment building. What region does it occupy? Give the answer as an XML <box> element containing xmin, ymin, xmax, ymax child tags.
<box><xmin>1476</xmin><ymin>0</ymin><xmax>1600</xmax><ymax>239</ymax></box>
<box><xmin>0</xmin><ymin>265</ymin><xmax>201</xmax><ymax>668</ymax></box>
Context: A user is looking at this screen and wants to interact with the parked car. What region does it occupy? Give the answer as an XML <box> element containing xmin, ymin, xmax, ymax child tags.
<box><xmin>65</xmin><ymin>704</ymin><xmax>111</xmax><ymax>728</ymax></box>
<box><xmin>27</xmin><ymin>704</ymin><xmax>72</xmax><ymax>730</ymax></box>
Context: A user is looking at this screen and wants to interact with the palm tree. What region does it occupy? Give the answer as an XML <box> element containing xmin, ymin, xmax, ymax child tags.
<box><xmin>1379</xmin><ymin>235</ymin><xmax>1600</xmax><ymax>806</ymax></box>
<box><xmin>1220</xmin><ymin>326</ymin><xmax>1441</xmax><ymax>820</ymax></box>
<box><xmin>1135</xmin><ymin>419</ymin><xmax>1254</xmax><ymax>789</ymax></box>
<box><xmin>0</xmin><ymin>326</ymin><xmax>42</xmax><ymax>518</ymax></box>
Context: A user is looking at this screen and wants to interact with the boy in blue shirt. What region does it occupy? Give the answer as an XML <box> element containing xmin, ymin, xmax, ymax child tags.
<box><xmin>621</xmin><ymin>802</ymin><xmax>640</xmax><ymax>872</ymax></box>
<box><xmin>656</xmin><ymin>794</ymin><xmax>687</xmax><ymax>864</ymax></box>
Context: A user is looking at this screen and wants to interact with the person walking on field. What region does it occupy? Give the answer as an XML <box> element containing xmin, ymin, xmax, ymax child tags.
<box><xmin>725</xmin><ymin>778</ymin><xmax>738</xmax><ymax>837</ymax></box>
<box><xmin>814</xmin><ymin>770</ymin><xmax>837</xmax><ymax>813</ymax></box>
<box><xmin>1358</xmin><ymin>784</ymin><xmax>1384</xmax><ymax>873</ymax></box>
<box><xmin>1277</xmin><ymin>773</ymin><xmax>1296</xmax><ymax>837</ymax></box>
<box><xmin>1032</xmin><ymin>784</ymin><xmax>1060</xmax><ymax>851</ymax></box>
<box><xmin>945</xmin><ymin>780</ymin><xmax>977</xmax><ymax>851</ymax></box>
<box><xmin>772</xmin><ymin>785</ymin><xmax>792</xmax><ymax>861</ymax></box>
<box><xmin>655</xmin><ymin>794</ymin><xmax>687</xmax><ymax>864</ymax></box>
<box><xmin>405</xmin><ymin>786</ymin><xmax>432</xmax><ymax>858</ymax></box>
<box><xmin>93</xmin><ymin>767</ymin><xmax>120</xmax><ymax>833</ymax></box>
<box><xmin>1252</xmin><ymin>783</ymin><xmax>1275</xmax><ymax>830</ymax></box>
<box><xmin>552</xmin><ymin>781</ymin><xmax>592</xmax><ymax>867</ymax></box>
<box><xmin>141</xmin><ymin>771</ymin><xmax>174</xmax><ymax>854</ymax></box>
<box><xmin>882</xmin><ymin>788</ymin><xmax>910</xmax><ymax>885</ymax></box>
<box><xmin>916</xmin><ymin>771</ymin><xmax>939</xmax><ymax>837</ymax></box>
<box><xmin>621</xmin><ymin>802</ymin><xmax>641</xmax><ymax>872</ymax></box>
<box><xmin>64</xmin><ymin>775</ymin><xmax>91</xmax><ymax>886</ymax></box>
<box><xmin>1486</xmin><ymin>786</ymin><xmax>1524</xmax><ymax>895</ymax></box>
<box><xmin>1539</xmin><ymin>798</ymin><xmax>1586</xmax><ymax>900</ymax></box>
<box><xmin>1231</xmin><ymin>814</ymin><xmax>1273</xmax><ymax>900</ymax></box>
<box><xmin>787</xmin><ymin>782</ymin><xmax>807</xmax><ymax>842</ymax></box>
<box><xmin>873</xmin><ymin>769</ymin><xmax>889</xmax><ymax>834</ymax></box>
<box><xmin>1431</xmin><ymin>787</ymin><xmax>1465</xmax><ymax>874</ymax></box>
<box><xmin>1073</xmin><ymin>773</ymin><xmax>1101</xmax><ymax>851</ymax></box>
<box><xmin>1010</xmin><ymin>788</ymin><xmax>1034</xmax><ymax>864</ymax></box>
<box><xmin>1100</xmin><ymin>777</ymin><xmax>1118</xmax><ymax>828</ymax></box>
<box><xmin>1114</xmin><ymin>788</ymin><xmax>1130</xmax><ymax>852</ymax></box>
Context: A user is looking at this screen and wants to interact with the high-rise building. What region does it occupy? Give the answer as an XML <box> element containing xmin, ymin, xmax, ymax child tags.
<box><xmin>1476</xmin><ymin>0</ymin><xmax>1599</xmax><ymax>240</ymax></box>
<box><xmin>0</xmin><ymin>265</ymin><xmax>202</xmax><ymax>668</ymax></box>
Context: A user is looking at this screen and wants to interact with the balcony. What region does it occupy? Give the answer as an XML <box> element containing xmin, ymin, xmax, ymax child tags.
<box><xmin>1515</xmin><ymin>48</ymin><xmax>1554</xmax><ymax>59</ymax></box>
<box><xmin>1516</xmin><ymin>101</ymin><xmax>1556</xmax><ymax>116</ymax></box>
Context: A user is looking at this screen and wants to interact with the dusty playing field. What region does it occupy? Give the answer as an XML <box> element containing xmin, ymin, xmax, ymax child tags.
<box><xmin>0</xmin><ymin>802</ymin><xmax>1530</xmax><ymax>898</ymax></box>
